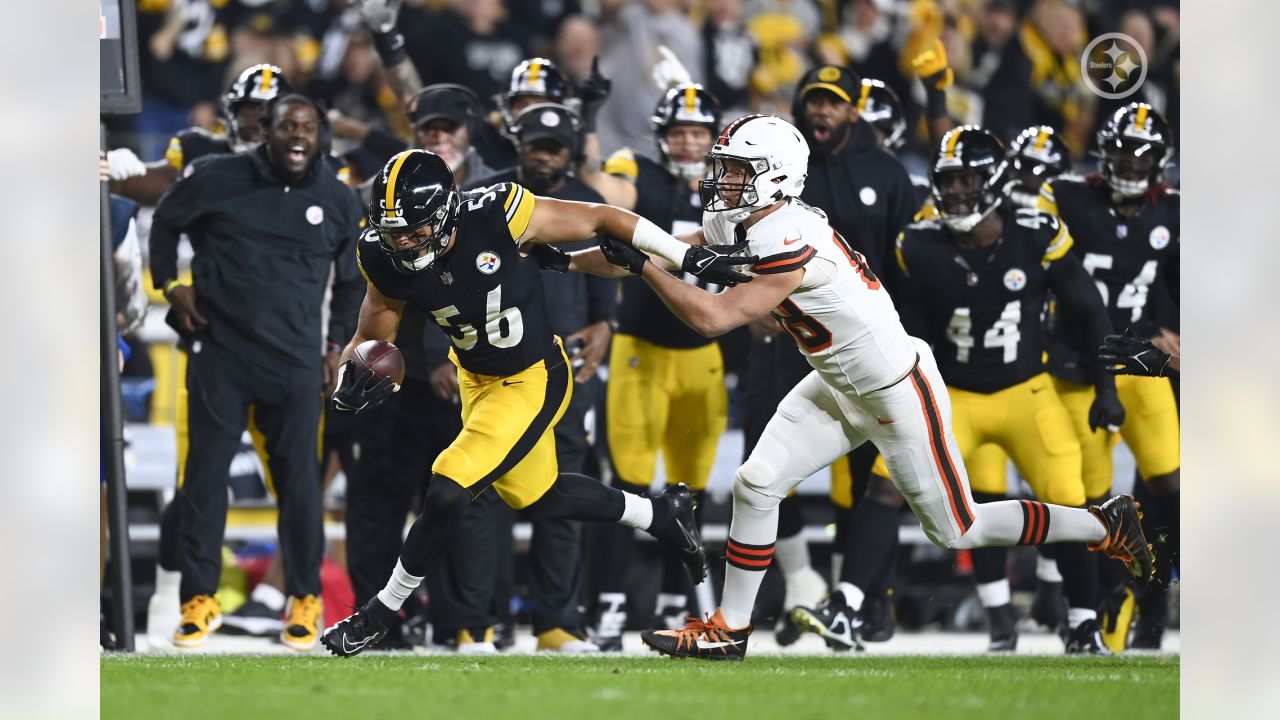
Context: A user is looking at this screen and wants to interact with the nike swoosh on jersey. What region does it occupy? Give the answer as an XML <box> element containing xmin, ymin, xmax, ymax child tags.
<box><xmin>876</xmin><ymin>418</ymin><xmax>894</xmax><ymax>425</ymax></box>
<box><xmin>783</xmin><ymin>235</ymin><xmax>802</xmax><ymax>245</ymax></box>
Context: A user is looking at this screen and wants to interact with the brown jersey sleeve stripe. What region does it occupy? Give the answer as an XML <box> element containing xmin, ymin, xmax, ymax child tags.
<box><xmin>752</xmin><ymin>245</ymin><xmax>816</xmax><ymax>274</ymax></box>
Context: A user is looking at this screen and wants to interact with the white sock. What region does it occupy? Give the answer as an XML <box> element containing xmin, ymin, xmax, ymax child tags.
<box><xmin>249</xmin><ymin>582</ymin><xmax>286</xmax><ymax>612</ymax></box>
<box><xmin>619</xmin><ymin>492</ymin><xmax>654</xmax><ymax>530</ymax></box>
<box><xmin>1036</xmin><ymin>556</ymin><xmax>1063</xmax><ymax>583</ymax></box>
<box><xmin>773</xmin><ymin>533</ymin><xmax>812</xmax><ymax>575</ymax></box>
<box><xmin>976</xmin><ymin>579</ymin><xmax>1011</xmax><ymax>608</ymax></box>
<box><xmin>720</xmin><ymin>483</ymin><xmax>780</xmax><ymax>630</ymax></box>
<box><xmin>376</xmin><ymin>559</ymin><xmax>424</xmax><ymax>612</ymax></box>
<box><xmin>1067</xmin><ymin>607</ymin><xmax>1097</xmax><ymax>628</ymax></box>
<box><xmin>961</xmin><ymin>501</ymin><xmax>1107</xmax><ymax>546</ymax></box>
<box><xmin>836</xmin><ymin>581</ymin><xmax>865</xmax><ymax>611</ymax></box>
<box><xmin>155</xmin><ymin>567</ymin><xmax>180</xmax><ymax>595</ymax></box>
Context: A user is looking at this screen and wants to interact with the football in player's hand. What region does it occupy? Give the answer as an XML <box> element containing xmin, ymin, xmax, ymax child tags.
<box><xmin>352</xmin><ymin>340</ymin><xmax>405</xmax><ymax>386</ymax></box>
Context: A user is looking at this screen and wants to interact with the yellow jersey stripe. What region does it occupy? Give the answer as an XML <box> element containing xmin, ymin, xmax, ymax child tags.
<box><xmin>1036</xmin><ymin>182</ymin><xmax>1058</xmax><ymax>216</ymax></box>
<box><xmin>356</xmin><ymin>242</ymin><xmax>372</xmax><ymax>284</ymax></box>
<box><xmin>164</xmin><ymin>136</ymin><xmax>185</xmax><ymax>170</ymax></box>
<box><xmin>506</xmin><ymin>185</ymin><xmax>537</xmax><ymax>241</ymax></box>
<box><xmin>894</xmin><ymin>232</ymin><xmax>909</xmax><ymax>276</ymax></box>
<box><xmin>383</xmin><ymin>151</ymin><xmax>413</xmax><ymax>219</ymax></box>
<box><xmin>504</xmin><ymin>183</ymin><xmax>523</xmax><ymax>215</ymax></box>
<box><xmin>1042</xmin><ymin>222</ymin><xmax>1073</xmax><ymax>264</ymax></box>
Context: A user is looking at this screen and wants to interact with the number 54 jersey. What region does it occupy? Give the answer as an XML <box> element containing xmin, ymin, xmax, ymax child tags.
<box><xmin>893</xmin><ymin>207</ymin><xmax>1073</xmax><ymax>393</ymax></box>
<box><xmin>703</xmin><ymin>198</ymin><xmax>917</xmax><ymax>395</ymax></box>
<box><xmin>356</xmin><ymin>182</ymin><xmax>557</xmax><ymax>376</ymax></box>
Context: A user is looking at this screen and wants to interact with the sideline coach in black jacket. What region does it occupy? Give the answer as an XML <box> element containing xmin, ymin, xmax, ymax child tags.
<box><xmin>149</xmin><ymin>94</ymin><xmax>365</xmax><ymax>650</ymax></box>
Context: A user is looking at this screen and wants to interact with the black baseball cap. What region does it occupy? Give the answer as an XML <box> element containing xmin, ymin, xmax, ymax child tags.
<box><xmin>409</xmin><ymin>84</ymin><xmax>479</xmax><ymax>128</ymax></box>
<box><xmin>514</xmin><ymin>103</ymin><xmax>582</xmax><ymax>151</ymax></box>
<box><xmin>797</xmin><ymin>65</ymin><xmax>863</xmax><ymax>105</ymax></box>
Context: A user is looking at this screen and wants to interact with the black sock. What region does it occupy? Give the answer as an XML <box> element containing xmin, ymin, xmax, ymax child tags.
<box><xmin>777</xmin><ymin>494</ymin><xmax>805</xmax><ymax>540</ymax></box>
<box><xmin>968</xmin><ymin>493</ymin><xmax>1008</xmax><ymax>586</ymax></box>
<box><xmin>399</xmin><ymin>474</ymin><xmax>469</xmax><ymax>577</ymax></box>
<box><xmin>1057</xmin><ymin>537</ymin><xmax>1099</xmax><ymax>611</ymax></box>
<box><xmin>839</xmin><ymin>498</ymin><xmax>902</xmax><ymax>589</ymax></box>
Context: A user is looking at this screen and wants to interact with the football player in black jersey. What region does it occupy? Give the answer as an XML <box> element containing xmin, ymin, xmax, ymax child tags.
<box><xmin>320</xmin><ymin>149</ymin><xmax>755</xmax><ymax>657</ymax></box>
<box><xmin>487</xmin><ymin>58</ymin><xmax>575</xmax><ymax>170</ymax></box>
<box><xmin>1037</xmin><ymin>102</ymin><xmax>1180</xmax><ymax>651</ymax></box>
<box><xmin>578</xmin><ymin>82</ymin><xmax>729</xmax><ymax>647</ymax></box>
<box><xmin>111</xmin><ymin>64</ymin><xmax>296</xmax><ymax>205</ymax></box>
<box><xmin>1005</xmin><ymin>125</ymin><xmax>1073</xmax><ymax>209</ymax></box>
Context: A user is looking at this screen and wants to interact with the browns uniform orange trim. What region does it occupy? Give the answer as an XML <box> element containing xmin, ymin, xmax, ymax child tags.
<box><xmin>726</xmin><ymin>539</ymin><xmax>775</xmax><ymax>570</ymax></box>
<box><xmin>908</xmin><ymin>365</ymin><xmax>975</xmax><ymax>532</ymax></box>
<box><xmin>752</xmin><ymin>245</ymin><xmax>816</xmax><ymax>274</ymax></box>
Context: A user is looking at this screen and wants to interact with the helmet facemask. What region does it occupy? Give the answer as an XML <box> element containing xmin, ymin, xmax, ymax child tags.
<box><xmin>377</xmin><ymin>190</ymin><xmax>460</xmax><ymax>273</ymax></box>
<box><xmin>1099</xmin><ymin>138</ymin><xmax>1162</xmax><ymax>199</ymax></box>
<box><xmin>934</xmin><ymin>167</ymin><xmax>1004</xmax><ymax>233</ymax></box>
<box><xmin>700</xmin><ymin>155</ymin><xmax>775</xmax><ymax>223</ymax></box>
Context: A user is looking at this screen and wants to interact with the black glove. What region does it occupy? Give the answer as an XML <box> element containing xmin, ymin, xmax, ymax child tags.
<box><xmin>528</xmin><ymin>243</ymin><xmax>570</xmax><ymax>273</ymax></box>
<box><xmin>1088</xmin><ymin>386</ymin><xmax>1125</xmax><ymax>433</ymax></box>
<box><xmin>599</xmin><ymin>237</ymin><xmax>649</xmax><ymax>275</ymax></box>
<box><xmin>1098</xmin><ymin>328</ymin><xmax>1173</xmax><ymax>377</ymax></box>
<box><xmin>681</xmin><ymin>240</ymin><xmax>758</xmax><ymax>286</ymax></box>
<box><xmin>330</xmin><ymin>359</ymin><xmax>397</xmax><ymax>414</ymax></box>
<box><xmin>578</xmin><ymin>56</ymin><xmax>611</xmax><ymax>132</ymax></box>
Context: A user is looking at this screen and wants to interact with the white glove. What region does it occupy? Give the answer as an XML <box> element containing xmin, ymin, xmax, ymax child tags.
<box><xmin>352</xmin><ymin>0</ymin><xmax>402</xmax><ymax>34</ymax></box>
<box><xmin>106</xmin><ymin>148</ymin><xmax>147</xmax><ymax>181</ymax></box>
<box><xmin>651</xmin><ymin>45</ymin><xmax>693</xmax><ymax>91</ymax></box>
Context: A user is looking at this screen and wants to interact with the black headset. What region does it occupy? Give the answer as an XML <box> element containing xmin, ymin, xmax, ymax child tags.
<box><xmin>259</xmin><ymin>93</ymin><xmax>334</xmax><ymax>156</ymax></box>
<box><xmin>409</xmin><ymin>83</ymin><xmax>486</xmax><ymax>142</ymax></box>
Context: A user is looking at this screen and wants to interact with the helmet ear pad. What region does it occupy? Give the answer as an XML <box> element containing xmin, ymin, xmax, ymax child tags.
<box><xmin>259</xmin><ymin>94</ymin><xmax>334</xmax><ymax>156</ymax></box>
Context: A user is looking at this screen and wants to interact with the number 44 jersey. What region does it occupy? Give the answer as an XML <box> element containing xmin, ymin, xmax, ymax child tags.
<box><xmin>703</xmin><ymin>198</ymin><xmax>918</xmax><ymax>395</ymax></box>
<box><xmin>893</xmin><ymin>207</ymin><xmax>1074</xmax><ymax>394</ymax></box>
<box><xmin>356</xmin><ymin>182</ymin><xmax>557</xmax><ymax>376</ymax></box>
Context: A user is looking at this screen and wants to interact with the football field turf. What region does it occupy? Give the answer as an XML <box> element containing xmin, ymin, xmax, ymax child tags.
<box><xmin>102</xmin><ymin>654</ymin><xmax>1178</xmax><ymax>719</ymax></box>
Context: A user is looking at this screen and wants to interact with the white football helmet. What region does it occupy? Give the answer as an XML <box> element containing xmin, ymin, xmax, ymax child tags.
<box><xmin>700</xmin><ymin>114</ymin><xmax>809</xmax><ymax>223</ymax></box>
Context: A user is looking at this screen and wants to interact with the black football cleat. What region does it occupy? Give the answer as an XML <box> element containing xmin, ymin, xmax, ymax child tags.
<box><xmin>1030</xmin><ymin>580</ymin><xmax>1068</xmax><ymax>633</ymax></box>
<box><xmin>860</xmin><ymin>592</ymin><xmax>896</xmax><ymax>643</ymax></box>
<box><xmin>1088</xmin><ymin>495</ymin><xmax>1156</xmax><ymax>585</ymax></box>
<box><xmin>650</xmin><ymin>484</ymin><xmax>707</xmax><ymax>585</ymax></box>
<box><xmin>321</xmin><ymin>597</ymin><xmax>396</xmax><ymax>658</ymax></box>
<box><xmin>641</xmin><ymin>609</ymin><xmax>750</xmax><ymax>661</ymax></box>
<box><xmin>985</xmin><ymin>604</ymin><xmax>1019</xmax><ymax>652</ymax></box>
<box><xmin>1065</xmin><ymin>618</ymin><xmax>1112</xmax><ymax>655</ymax></box>
<box><xmin>791</xmin><ymin>592</ymin><xmax>864</xmax><ymax>651</ymax></box>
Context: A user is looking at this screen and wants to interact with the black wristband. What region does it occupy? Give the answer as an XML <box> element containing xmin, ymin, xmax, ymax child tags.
<box><xmin>372</xmin><ymin>30</ymin><xmax>407</xmax><ymax>68</ymax></box>
<box><xmin>924</xmin><ymin>85</ymin><xmax>948</xmax><ymax>120</ymax></box>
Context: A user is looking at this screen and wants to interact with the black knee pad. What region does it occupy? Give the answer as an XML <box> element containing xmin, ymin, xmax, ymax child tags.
<box><xmin>423</xmin><ymin>474</ymin><xmax>472</xmax><ymax>519</ymax></box>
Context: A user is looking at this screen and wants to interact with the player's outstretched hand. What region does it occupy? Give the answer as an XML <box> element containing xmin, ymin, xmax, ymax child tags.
<box><xmin>579</xmin><ymin>56</ymin><xmax>611</xmax><ymax>131</ymax></box>
<box><xmin>1088</xmin><ymin>386</ymin><xmax>1125</xmax><ymax>433</ymax></box>
<box><xmin>681</xmin><ymin>240</ymin><xmax>758</xmax><ymax>286</ymax></box>
<box><xmin>331</xmin><ymin>359</ymin><xmax>398</xmax><ymax>414</ymax></box>
<box><xmin>599</xmin><ymin>237</ymin><xmax>649</xmax><ymax>275</ymax></box>
<box><xmin>1099</xmin><ymin>328</ymin><xmax>1174</xmax><ymax>378</ymax></box>
<box><xmin>352</xmin><ymin>0</ymin><xmax>402</xmax><ymax>33</ymax></box>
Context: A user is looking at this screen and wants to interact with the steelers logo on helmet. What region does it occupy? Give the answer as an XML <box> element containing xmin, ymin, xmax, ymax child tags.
<box><xmin>1003</xmin><ymin>268</ymin><xmax>1027</xmax><ymax>292</ymax></box>
<box><xmin>1095</xmin><ymin>102</ymin><xmax>1174</xmax><ymax>199</ymax></box>
<box><xmin>651</xmin><ymin>83</ymin><xmax>723</xmax><ymax>181</ymax></box>
<box><xmin>701</xmin><ymin>114</ymin><xmax>809</xmax><ymax>223</ymax></box>
<box><xmin>931</xmin><ymin>126</ymin><xmax>1008</xmax><ymax>233</ymax></box>
<box><xmin>369</xmin><ymin>150</ymin><xmax>461</xmax><ymax>273</ymax></box>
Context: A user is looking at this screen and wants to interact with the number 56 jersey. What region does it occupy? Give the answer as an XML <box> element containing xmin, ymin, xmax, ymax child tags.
<box><xmin>356</xmin><ymin>182</ymin><xmax>557</xmax><ymax>376</ymax></box>
<box><xmin>893</xmin><ymin>208</ymin><xmax>1072</xmax><ymax>393</ymax></box>
<box><xmin>703</xmin><ymin>198</ymin><xmax>917</xmax><ymax>395</ymax></box>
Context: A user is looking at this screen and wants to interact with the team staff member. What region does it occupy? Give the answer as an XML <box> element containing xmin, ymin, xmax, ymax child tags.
<box><xmin>320</xmin><ymin>148</ymin><xmax>751</xmax><ymax>657</ymax></box>
<box><xmin>438</xmin><ymin>104</ymin><xmax>618</xmax><ymax>654</ymax></box>
<box><xmin>579</xmin><ymin>82</ymin><xmax>728</xmax><ymax>646</ymax></box>
<box><xmin>150</xmin><ymin>95</ymin><xmax>367</xmax><ymax>651</ymax></box>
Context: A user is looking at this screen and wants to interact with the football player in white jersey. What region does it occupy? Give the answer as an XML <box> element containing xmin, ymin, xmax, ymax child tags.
<box><xmin>585</xmin><ymin>114</ymin><xmax>1155</xmax><ymax>661</ymax></box>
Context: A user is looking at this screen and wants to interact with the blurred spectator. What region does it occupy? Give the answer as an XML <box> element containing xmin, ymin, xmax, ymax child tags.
<box><xmin>595</xmin><ymin>0</ymin><xmax>704</xmax><ymax>158</ymax></box>
<box><xmin>966</xmin><ymin>0</ymin><xmax>1034</xmax><ymax>141</ymax></box>
<box><xmin>508</xmin><ymin>0</ymin><xmax>584</xmax><ymax>57</ymax></box>
<box><xmin>701</xmin><ymin>0</ymin><xmax>759</xmax><ymax>118</ymax></box>
<box><xmin>743</xmin><ymin>0</ymin><xmax>812</xmax><ymax>113</ymax></box>
<box><xmin>401</xmin><ymin>0</ymin><xmax>531</xmax><ymax>108</ymax></box>
<box><xmin>1019</xmin><ymin>0</ymin><xmax>1094</xmax><ymax>154</ymax></box>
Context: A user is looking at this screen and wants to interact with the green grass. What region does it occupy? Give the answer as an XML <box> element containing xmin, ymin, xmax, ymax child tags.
<box><xmin>102</xmin><ymin>654</ymin><xmax>1178</xmax><ymax>720</ymax></box>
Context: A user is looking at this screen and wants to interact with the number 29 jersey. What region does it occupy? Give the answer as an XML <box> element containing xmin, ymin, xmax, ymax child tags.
<box><xmin>356</xmin><ymin>183</ymin><xmax>556</xmax><ymax>376</ymax></box>
<box><xmin>703</xmin><ymin>198</ymin><xmax>917</xmax><ymax>395</ymax></box>
<box><xmin>894</xmin><ymin>208</ymin><xmax>1073</xmax><ymax>393</ymax></box>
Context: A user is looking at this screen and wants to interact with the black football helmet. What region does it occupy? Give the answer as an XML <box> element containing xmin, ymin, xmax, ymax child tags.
<box><xmin>930</xmin><ymin>126</ymin><xmax>1008</xmax><ymax>232</ymax></box>
<box><xmin>857</xmin><ymin>79</ymin><xmax>907</xmax><ymax>150</ymax></box>
<box><xmin>651</xmin><ymin>83</ymin><xmax>722</xmax><ymax>180</ymax></box>
<box><xmin>501</xmin><ymin>58</ymin><xmax>571</xmax><ymax>136</ymax></box>
<box><xmin>224</xmin><ymin>64</ymin><xmax>292</xmax><ymax>146</ymax></box>
<box><xmin>368</xmin><ymin>150</ymin><xmax>460</xmax><ymax>273</ymax></box>
<box><xmin>1005</xmin><ymin>125</ymin><xmax>1072</xmax><ymax>207</ymax></box>
<box><xmin>1096</xmin><ymin>102</ymin><xmax>1174</xmax><ymax>199</ymax></box>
